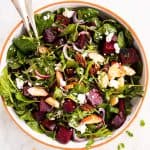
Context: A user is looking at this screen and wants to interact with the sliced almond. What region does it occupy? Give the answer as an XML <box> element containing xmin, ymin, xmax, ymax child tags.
<box><xmin>122</xmin><ymin>66</ymin><xmax>136</xmax><ymax>76</ymax></box>
<box><xmin>110</xmin><ymin>96</ymin><xmax>119</xmax><ymax>106</ymax></box>
<box><xmin>88</xmin><ymin>52</ymin><xmax>104</xmax><ymax>63</ymax></box>
<box><xmin>81</xmin><ymin>114</ymin><xmax>102</xmax><ymax>124</ymax></box>
<box><xmin>27</xmin><ymin>87</ymin><xmax>48</xmax><ymax>97</ymax></box>
<box><xmin>56</xmin><ymin>71</ymin><xmax>66</xmax><ymax>87</ymax></box>
<box><xmin>108</xmin><ymin>63</ymin><xmax>126</xmax><ymax>80</ymax></box>
<box><xmin>38</xmin><ymin>46</ymin><xmax>49</xmax><ymax>54</ymax></box>
<box><xmin>63</xmin><ymin>82</ymin><xmax>77</xmax><ymax>90</ymax></box>
<box><xmin>45</xmin><ymin>97</ymin><xmax>60</xmax><ymax>108</ymax></box>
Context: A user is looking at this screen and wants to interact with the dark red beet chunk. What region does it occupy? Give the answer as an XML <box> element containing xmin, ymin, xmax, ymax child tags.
<box><xmin>87</xmin><ymin>89</ymin><xmax>103</xmax><ymax>106</ymax></box>
<box><xmin>63</xmin><ymin>99</ymin><xmax>76</xmax><ymax>113</ymax></box>
<box><xmin>119</xmin><ymin>48</ymin><xmax>139</xmax><ymax>64</ymax></box>
<box><xmin>43</xmin><ymin>28</ymin><xmax>57</xmax><ymax>43</ymax></box>
<box><xmin>111</xmin><ymin>111</ymin><xmax>126</xmax><ymax>129</ymax></box>
<box><xmin>103</xmin><ymin>41</ymin><xmax>115</xmax><ymax>54</ymax></box>
<box><xmin>55</xmin><ymin>14</ymin><xmax>70</xmax><ymax>26</ymax></box>
<box><xmin>39</xmin><ymin>100</ymin><xmax>52</xmax><ymax>113</ymax></box>
<box><xmin>54</xmin><ymin>37</ymin><xmax>66</xmax><ymax>47</ymax></box>
<box><xmin>75</xmin><ymin>34</ymin><xmax>89</xmax><ymax>49</ymax></box>
<box><xmin>111</xmin><ymin>99</ymin><xmax>126</xmax><ymax>129</ymax></box>
<box><xmin>56</xmin><ymin>126</ymin><xmax>73</xmax><ymax>144</ymax></box>
<box><xmin>41</xmin><ymin>119</ymin><xmax>56</xmax><ymax>131</ymax></box>
<box><xmin>32</xmin><ymin>111</ymin><xmax>45</xmax><ymax>122</ymax></box>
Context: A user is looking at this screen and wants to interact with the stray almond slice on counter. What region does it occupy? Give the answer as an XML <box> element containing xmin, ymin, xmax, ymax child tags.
<box><xmin>81</xmin><ymin>114</ymin><xmax>102</xmax><ymax>124</ymax></box>
<box><xmin>45</xmin><ymin>97</ymin><xmax>60</xmax><ymax>108</ymax></box>
<box><xmin>27</xmin><ymin>87</ymin><xmax>48</xmax><ymax>97</ymax></box>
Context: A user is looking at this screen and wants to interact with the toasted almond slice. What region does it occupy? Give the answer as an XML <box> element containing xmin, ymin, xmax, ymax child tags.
<box><xmin>110</xmin><ymin>96</ymin><xmax>119</xmax><ymax>106</ymax></box>
<box><xmin>45</xmin><ymin>97</ymin><xmax>60</xmax><ymax>108</ymax></box>
<box><xmin>27</xmin><ymin>87</ymin><xmax>48</xmax><ymax>96</ymax></box>
<box><xmin>38</xmin><ymin>45</ymin><xmax>49</xmax><ymax>54</ymax></box>
<box><xmin>122</xmin><ymin>66</ymin><xmax>136</xmax><ymax>76</ymax></box>
<box><xmin>108</xmin><ymin>63</ymin><xmax>126</xmax><ymax>80</ymax></box>
<box><xmin>81</xmin><ymin>114</ymin><xmax>102</xmax><ymax>124</ymax></box>
<box><xmin>63</xmin><ymin>82</ymin><xmax>77</xmax><ymax>90</ymax></box>
<box><xmin>56</xmin><ymin>71</ymin><xmax>66</xmax><ymax>87</ymax></box>
<box><xmin>88</xmin><ymin>52</ymin><xmax>104</xmax><ymax>63</ymax></box>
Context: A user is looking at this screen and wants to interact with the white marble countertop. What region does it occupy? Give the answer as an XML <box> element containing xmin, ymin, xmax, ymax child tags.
<box><xmin>0</xmin><ymin>0</ymin><xmax>150</xmax><ymax>150</ymax></box>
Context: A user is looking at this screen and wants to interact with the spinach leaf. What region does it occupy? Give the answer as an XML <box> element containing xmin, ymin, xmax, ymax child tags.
<box><xmin>14</xmin><ymin>36</ymin><xmax>38</xmax><ymax>54</ymax></box>
<box><xmin>117</xmin><ymin>31</ymin><xmax>125</xmax><ymax>48</ymax></box>
<box><xmin>20</xmin><ymin>111</ymin><xmax>35</xmax><ymax>121</ymax></box>
<box><xmin>103</xmin><ymin>23</ymin><xmax>117</xmax><ymax>33</ymax></box>
<box><xmin>53</xmin><ymin>87</ymin><xmax>63</xmax><ymax>100</ymax></box>
<box><xmin>35</xmin><ymin>11</ymin><xmax>55</xmax><ymax>35</ymax></box>
<box><xmin>0</xmin><ymin>67</ymin><xmax>17</xmax><ymax>105</ymax></box>
<box><xmin>124</xmin><ymin>29</ymin><xmax>133</xmax><ymax>47</ymax></box>
<box><xmin>77</xmin><ymin>8</ymin><xmax>99</xmax><ymax>20</ymax></box>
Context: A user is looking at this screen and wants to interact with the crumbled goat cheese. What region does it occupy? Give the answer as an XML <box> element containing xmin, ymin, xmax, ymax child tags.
<box><xmin>60</xmin><ymin>78</ymin><xmax>66</xmax><ymax>87</ymax></box>
<box><xmin>77</xmin><ymin>94</ymin><xmax>86</xmax><ymax>105</ymax></box>
<box><xmin>63</xmin><ymin>8</ymin><xmax>75</xmax><ymax>18</ymax></box>
<box><xmin>106</xmin><ymin>32</ymin><xmax>114</xmax><ymax>42</ymax></box>
<box><xmin>114</xmin><ymin>43</ymin><xmax>120</xmax><ymax>54</ymax></box>
<box><xmin>75</xmin><ymin>123</ymin><xmax>87</xmax><ymax>134</ymax></box>
<box><xmin>109</xmin><ymin>79</ymin><xmax>119</xmax><ymax>89</ymax></box>
<box><xmin>43</xmin><ymin>14</ymin><xmax>50</xmax><ymax>20</ymax></box>
<box><xmin>16</xmin><ymin>78</ymin><xmax>24</xmax><ymax>89</ymax></box>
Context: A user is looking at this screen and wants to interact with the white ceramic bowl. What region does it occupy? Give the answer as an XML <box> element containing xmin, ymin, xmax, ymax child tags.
<box><xmin>0</xmin><ymin>1</ymin><xmax>149</xmax><ymax>149</ymax></box>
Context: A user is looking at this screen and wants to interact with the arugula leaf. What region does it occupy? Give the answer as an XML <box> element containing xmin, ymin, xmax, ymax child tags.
<box><xmin>77</xmin><ymin>8</ymin><xmax>99</xmax><ymax>20</ymax></box>
<box><xmin>35</xmin><ymin>11</ymin><xmax>55</xmax><ymax>35</ymax></box>
<box><xmin>117</xmin><ymin>31</ymin><xmax>126</xmax><ymax>48</ymax></box>
<box><xmin>14</xmin><ymin>36</ymin><xmax>38</xmax><ymax>54</ymax></box>
<box><xmin>53</xmin><ymin>87</ymin><xmax>63</xmax><ymax>100</ymax></box>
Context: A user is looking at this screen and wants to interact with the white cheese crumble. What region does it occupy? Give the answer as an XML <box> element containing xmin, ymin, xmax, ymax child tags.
<box><xmin>16</xmin><ymin>78</ymin><xmax>24</xmax><ymax>89</ymax></box>
<box><xmin>109</xmin><ymin>79</ymin><xmax>119</xmax><ymax>89</ymax></box>
<box><xmin>43</xmin><ymin>14</ymin><xmax>50</xmax><ymax>20</ymax></box>
<box><xmin>75</xmin><ymin>123</ymin><xmax>87</xmax><ymax>134</ymax></box>
<box><xmin>106</xmin><ymin>32</ymin><xmax>114</xmax><ymax>42</ymax></box>
<box><xmin>63</xmin><ymin>8</ymin><xmax>75</xmax><ymax>18</ymax></box>
<box><xmin>114</xmin><ymin>43</ymin><xmax>120</xmax><ymax>54</ymax></box>
<box><xmin>77</xmin><ymin>94</ymin><xmax>86</xmax><ymax>105</ymax></box>
<box><xmin>60</xmin><ymin>78</ymin><xmax>66</xmax><ymax>87</ymax></box>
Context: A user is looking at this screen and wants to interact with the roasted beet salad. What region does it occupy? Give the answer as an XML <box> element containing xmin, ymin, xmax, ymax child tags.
<box><xmin>0</xmin><ymin>7</ymin><xmax>143</xmax><ymax>145</ymax></box>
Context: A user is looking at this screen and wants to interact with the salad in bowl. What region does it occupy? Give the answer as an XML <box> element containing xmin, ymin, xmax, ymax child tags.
<box><xmin>0</xmin><ymin>2</ymin><xmax>146</xmax><ymax>149</ymax></box>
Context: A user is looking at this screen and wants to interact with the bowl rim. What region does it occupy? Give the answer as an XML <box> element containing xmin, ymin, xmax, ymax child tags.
<box><xmin>0</xmin><ymin>1</ymin><xmax>149</xmax><ymax>150</ymax></box>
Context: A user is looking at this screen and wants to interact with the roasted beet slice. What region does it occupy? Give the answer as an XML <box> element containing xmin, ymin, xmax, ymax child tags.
<box><xmin>41</xmin><ymin>119</ymin><xmax>56</xmax><ymax>131</ymax></box>
<box><xmin>43</xmin><ymin>28</ymin><xmax>57</xmax><ymax>43</ymax></box>
<box><xmin>75</xmin><ymin>34</ymin><xmax>89</xmax><ymax>49</ymax></box>
<box><xmin>103</xmin><ymin>41</ymin><xmax>115</xmax><ymax>54</ymax></box>
<box><xmin>63</xmin><ymin>99</ymin><xmax>76</xmax><ymax>113</ymax></box>
<box><xmin>111</xmin><ymin>99</ymin><xmax>126</xmax><ymax>129</ymax></box>
<box><xmin>87</xmin><ymin>89</ymin><xmax>103</xmax><ymax>106</ymax></box>
<box><xmin>119</xmin><ymin>48</ymin><xmax>139</xmax><ymax>64</ymax></box>
<box><xmin>39</xmin><ymin>100</ymin><xmax>52</xmax><ymax>112</ymax></box>
<box><xmin>32</xmin><ymin>111</ymin><xmax>45</xmax><ymax>122</ymax></box>
<box><xmin>55</xmin><ymin>14</ymin><xmax>70</xmax><ymax>26</ymax></box>
<box><xmin>56</xmin><ymin>126</ymin><xmax>73</xmax><ymax>144</ymax></box>
<box><xmin>110</xmin><ymin>111</ymin><xmax>126</xmax><ymax>129</ymax></box>
<box><xmin>54</xmin><ymin>37</ymin><xmax>66</xmax><ymax>46</ymax></box>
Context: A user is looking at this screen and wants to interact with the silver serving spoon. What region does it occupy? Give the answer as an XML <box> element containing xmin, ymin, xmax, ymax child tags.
<box><xmin>11</xmin><ymin>0</ymin><xmax>38</xmax><ymax>39</ymax></box>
